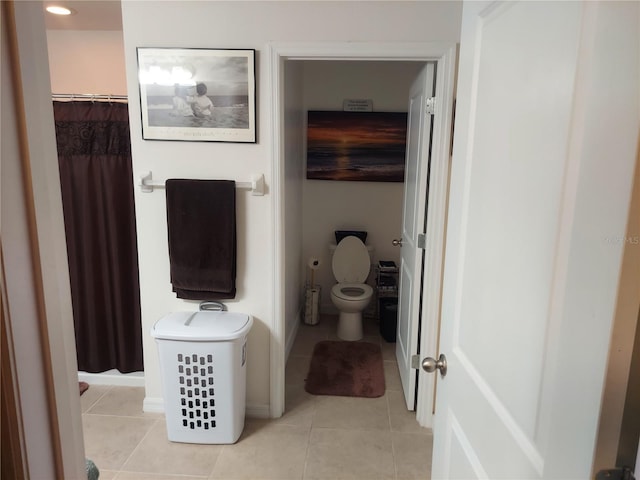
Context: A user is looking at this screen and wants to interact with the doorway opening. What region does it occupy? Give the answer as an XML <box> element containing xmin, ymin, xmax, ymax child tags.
<box><xmin>269</xmin><ymin>43</ymin><xmax>457</xmax><ymax>429</ymax></box>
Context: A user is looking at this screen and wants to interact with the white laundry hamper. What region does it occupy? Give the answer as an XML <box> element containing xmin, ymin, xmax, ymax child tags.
<box><xmin>151</xmin><ymin>311</ymin><xmax>253</xmax><ymax>444</ymax></box>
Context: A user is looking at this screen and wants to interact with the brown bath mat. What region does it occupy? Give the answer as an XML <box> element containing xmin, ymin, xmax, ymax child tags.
<box><xmin>79</xmin><ymin>382</ymin><xmax>89</xmax><ymax>396</ymax></box>
<box><xmin>305</xmin><ymin>341</ymin><xmax>385</xmax><ymax>398</ymax></box>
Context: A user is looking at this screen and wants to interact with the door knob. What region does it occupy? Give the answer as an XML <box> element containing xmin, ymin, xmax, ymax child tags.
<box><xmin>421</xmin><ymin>354</ymin><xmax>447</xmax><ymax>377</ymax></box>
<box><xmin>392</xmin><ymin>238</ymin><xmax>403</xmax><ymax>247</ymax></box>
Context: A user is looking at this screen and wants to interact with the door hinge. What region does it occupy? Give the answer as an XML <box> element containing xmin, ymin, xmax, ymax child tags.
<box><xmin>425</xmin><ymin>97</ymin><xmax>436</xmax><ymax>115</ymax></box>
<box><xmin>411</xmin><ymin>354</ymin><xmax>421</xmax><ymax>369</ymax></box>
<box><xmin>417</xmin><ymin>233</ymin><xmax>426</xmax><ymax>250</ymax></box>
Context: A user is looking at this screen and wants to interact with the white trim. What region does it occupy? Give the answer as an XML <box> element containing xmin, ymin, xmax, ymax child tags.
<box><xmin>246</xmin><ymin>404</ymin><xmax>272</xmax><ymax>419</ymax></box>
<box><xmin>269</xmin><ymin>42</ymin><xmax>286</xmax><ymax>419</ymax></box>
<box><xmin>78</xmin><ymin>370</ymin><xmax>145</xmax><ymax>387</ymax></box>
<box><xmin>285</xmin><ymin>309</ymin><xmax>302</xmax><ymax>364</ymax></box>
<box><xmin>270</xmin><ymin>42</ymin><xmax>460</xmax><ymax>62</ymax></box>
<box><xmin>415</xmin><ymin>44</ymin><xmax>458</xmax><ymax>428</ymax></box>
<box><xmin>269</xmin><ymin>41</ymin><xmax>457</xmax><ymax>424</ymax></box>
<box><xmin>143</xmin><ymin>396</ymin><xmax>164</xmax><ymax>414</ymax></box>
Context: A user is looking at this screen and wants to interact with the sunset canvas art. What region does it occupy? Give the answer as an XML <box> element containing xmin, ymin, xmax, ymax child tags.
<box><xmin>306</xmin><ymin>111</ymin><xmax>408</xmax><ymax>182</ymax></box>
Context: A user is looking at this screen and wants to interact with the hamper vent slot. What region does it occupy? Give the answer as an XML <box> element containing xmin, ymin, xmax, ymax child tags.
<box><xmin>176</xmin><ymin>352</ymin><xmax>216</xmax><ymax>431</ymax></box>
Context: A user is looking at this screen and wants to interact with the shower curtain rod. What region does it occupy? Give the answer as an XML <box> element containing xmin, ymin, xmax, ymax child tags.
<box><xmin>52</xmin><ymin>93</ymin><xmax>128</xmax><ymax>102</ymax></box>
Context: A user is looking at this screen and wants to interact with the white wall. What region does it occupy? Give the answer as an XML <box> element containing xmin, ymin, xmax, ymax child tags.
<box><xmin>301</xmin><ymin>60</ymin><xmax>425</xmax><ymax>313</ymax></box>
<box><xmin>120</xmin><ymin>0</ymin><xmax>462</xmax><ymax>415</ymax></box>
<box><xmin>46</xmin><ymin>30</ymin><xmax>126</xmax><ymax>95</ymax></box>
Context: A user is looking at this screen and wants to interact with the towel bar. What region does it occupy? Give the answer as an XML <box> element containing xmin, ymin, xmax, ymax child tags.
<box><xmin>138</xmin><ymin>171</ymin><xmax>265</xmax><ymax>196</ymax></box>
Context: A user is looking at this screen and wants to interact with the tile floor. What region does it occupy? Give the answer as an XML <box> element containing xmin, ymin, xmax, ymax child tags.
<box><xmin>81</xmin><ymin>314</ymin><xmax>433</xmax><ymax>479</ymax></box>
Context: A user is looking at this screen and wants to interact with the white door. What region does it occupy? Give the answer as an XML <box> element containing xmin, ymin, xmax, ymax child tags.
<box><xmin>431</xmin><ymin>1</ymin><xmax>639</xmax><ymax>479</ymax></box>
<box><xmin>396</xmin><ymin>63</ymin><xmax>435</xmax><ymax>410</ymax></box>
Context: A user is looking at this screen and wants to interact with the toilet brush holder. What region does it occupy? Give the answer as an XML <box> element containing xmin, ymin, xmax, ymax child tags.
<box><xmin>304</xmin><ymin>286</ymin><xmax>321</xmax><ymax>325</ymax></box>
<box><xmin>304</xmin><ymin>257</ymin><xmax>322</xmax><ymax>325</ymax></box>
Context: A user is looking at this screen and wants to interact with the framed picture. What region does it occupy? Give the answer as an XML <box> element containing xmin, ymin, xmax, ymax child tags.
<box><xmin>136</xmin><ymin>47</ymin><xmax>256</xmax><ymax>143</ymax></box>
<box><xmin>306</xmin><ymin>111</ymin><xmax>408</xmax><ymax>182</ymax></box>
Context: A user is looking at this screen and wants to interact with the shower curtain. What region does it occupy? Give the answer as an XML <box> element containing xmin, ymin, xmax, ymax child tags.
<box><xmin>53</xmin><ymin>100</ymin><xmax>143</xmax><ymax>373</ymax></box>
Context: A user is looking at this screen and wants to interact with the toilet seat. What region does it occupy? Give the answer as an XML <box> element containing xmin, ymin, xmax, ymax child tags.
<box><xmin>330</xmin><ymin>236</ymin><xmax>372</xmax><ymax>341</ymax></box>
<box><xmin>332</xmin><ymin>236</ymin><xmax>370</xmax><ymax>283</ymax></box>
<box><xmin>331</xmin><ymin>283</ymin><xmax>373</xmax><ymax>302</ymax></box>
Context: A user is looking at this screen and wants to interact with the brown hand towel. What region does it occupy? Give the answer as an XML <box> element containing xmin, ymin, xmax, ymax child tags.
<box><xmin>166</xmin><ymin>179</ymin><xmax>236</xmax><ymax>300</ymax></box>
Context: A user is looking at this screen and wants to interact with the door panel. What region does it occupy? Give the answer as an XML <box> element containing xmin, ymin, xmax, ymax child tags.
<box><xmin>432</xmin><ymin>1</ymin><xmax>639</xmax><ymax>478</ymax></box>
<box><xmin>396</xmin><ymin>63</ymin><xmax>435</xmax><ymax>410</ymax></box>
<box><xmin>457</xmin><ymin>0</ymin><xmax>581</xmax><ymax>438</ymax></box>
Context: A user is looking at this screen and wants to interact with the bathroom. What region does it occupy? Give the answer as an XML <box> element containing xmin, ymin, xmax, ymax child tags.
<box><xmin>288</xmin><ymin>59</ymin><xmax>426</xmax><ymax>352</ymax></box>
<box><xmin>45</xmin><ymin>3</ymin><xmax>434</xmax><ymax>416</ymax></box>
<box><xmin>11</xmin><ymin>2</ymin><xmax>638</xmax><ymax>478</ymax></box>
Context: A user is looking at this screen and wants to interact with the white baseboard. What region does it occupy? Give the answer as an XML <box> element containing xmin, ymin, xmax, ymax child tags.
<box><xmin>143</xmin><ymin>397</ymin><xmax>270</xmax><ymax>419</ymax></box>
<box><xmin>79</xmin><ymin>369</ymin><xmax>145</xmax><ymax>387</ymax></box>
<box><xmin>143</xmin><ymin>396</ymin><xmax>164</xmax><ymax>413</ymax></box>
<box><xmin>246</xmin><ymin>404</ymin><xmax>271</xmax><ymax>419</ymax></box>
<box><xmin>285</xmin><ymin>309</ymin><xmax>302</xmax><ymax>363</ymax></box>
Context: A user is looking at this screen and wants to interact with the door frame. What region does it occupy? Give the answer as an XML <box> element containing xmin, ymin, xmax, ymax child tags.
<box><xmin>3</xmin><ymin>2</ymin><xmax>86</xmax><ymax>477</ymax></box>
<box><xmin>268</xmin><ymin>42</ymin><xmax>457</xmax><ymax>426</ymax></box>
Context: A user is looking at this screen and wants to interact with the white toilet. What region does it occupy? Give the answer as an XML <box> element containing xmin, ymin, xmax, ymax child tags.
<box><xmin>330</xmin><ymin>236</ymin><xmax>374</xmax><ymax>341</ymax></box>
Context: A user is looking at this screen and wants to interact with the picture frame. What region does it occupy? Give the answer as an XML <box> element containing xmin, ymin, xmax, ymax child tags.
<box><xmin>136</xmin><ymin>47</ymin><xmax>256</xmax><ymax>143</ymax></box>
<box><xmin>306</xmin><ymin>111</ymin><xmax>408</xmax><ymax>182</ymax></box>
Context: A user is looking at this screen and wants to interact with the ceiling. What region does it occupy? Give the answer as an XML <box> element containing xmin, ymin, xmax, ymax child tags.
<box><xmin>44</xmin><ymin>1</ymin><xmax>123</xmax><ymax>30</ymax></box>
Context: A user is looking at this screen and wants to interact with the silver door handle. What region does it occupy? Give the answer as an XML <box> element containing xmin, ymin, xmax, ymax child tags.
<box><xmin>392</xmin><ymin>238</ymin><xmax>403</xmax><ymax>247</ymax></box>
<box><xmin>422</xmin><ymin>354</ymin><xmax>447</xmax><ymax>377</ymax></box>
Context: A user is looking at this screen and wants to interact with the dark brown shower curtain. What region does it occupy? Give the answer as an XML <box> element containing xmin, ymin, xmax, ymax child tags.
<box><xmin>54</xmin><ymin>101</ymin><xmax>143</xmax><ymax>373</ymax></box>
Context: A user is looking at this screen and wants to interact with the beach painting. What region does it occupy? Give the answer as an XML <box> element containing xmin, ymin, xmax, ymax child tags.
<box><xmin>137</xmin><ymin>48</ymin><xmax>255</xmax><ymax>143</ymax></box>
<box><xmin>306</xmin><ymin>111</ymin><xmax>408</xmax><ymax>182</ymax></box>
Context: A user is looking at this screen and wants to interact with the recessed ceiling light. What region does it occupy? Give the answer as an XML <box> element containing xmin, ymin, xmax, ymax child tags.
<box><xmin>46</xmin><ymin>5</ymin><xmax>75</xmax><ymax>16</ymax></box>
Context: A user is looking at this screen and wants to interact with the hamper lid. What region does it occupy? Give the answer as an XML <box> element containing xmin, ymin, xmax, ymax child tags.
<box><xmin>151</xmin><ymin>311</ymin><xmax>252</xmax><ymax>341</ymax></box>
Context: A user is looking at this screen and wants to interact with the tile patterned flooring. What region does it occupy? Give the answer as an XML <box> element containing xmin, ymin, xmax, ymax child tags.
<box><xmin>82</xmin><ymin>314</ymin><xmax>433</xmax><ymax>479</ymax></box>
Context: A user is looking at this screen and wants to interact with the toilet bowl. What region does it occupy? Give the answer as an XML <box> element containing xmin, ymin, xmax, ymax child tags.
<box><xmin>330</xmin><ymin>236</ymin><xmax>373</xmax><ymax>341</ymax></box>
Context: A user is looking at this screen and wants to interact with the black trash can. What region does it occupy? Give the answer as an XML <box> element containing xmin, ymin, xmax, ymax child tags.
<box><xmin>379</xmin><ymin>298</ymin><xmax>398</xmax><ymax>343</ymax></box>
